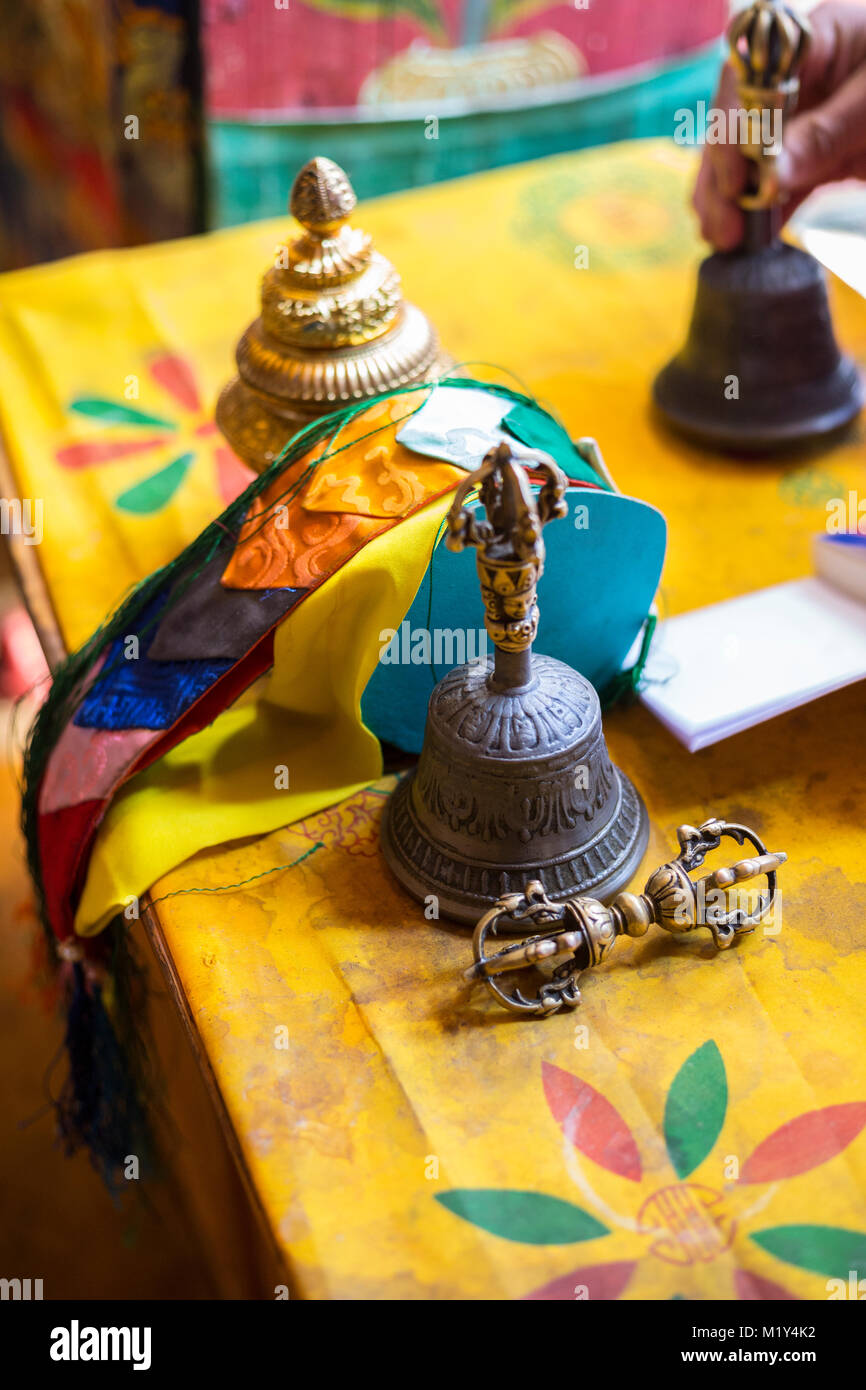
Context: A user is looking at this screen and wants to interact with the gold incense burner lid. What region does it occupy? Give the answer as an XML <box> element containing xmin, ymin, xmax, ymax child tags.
<box><xmin>217</xmin><ymin>157</ymin><xmax>449</xmax><ymax>472</ymax></box>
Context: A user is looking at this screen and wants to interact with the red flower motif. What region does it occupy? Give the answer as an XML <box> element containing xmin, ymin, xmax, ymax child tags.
<box><xmin>56</xmin><ymin>354</ymin><xmax>254</xmax><ymax>512</ymax></box>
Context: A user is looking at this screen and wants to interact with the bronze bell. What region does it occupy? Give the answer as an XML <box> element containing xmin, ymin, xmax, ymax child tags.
<box><xmin>381</xmin><ymin>442</ymin><xmax>649</xmax><ymax>925</ymax></box>
<box><xmin>653</xmin><ymin>0</ymin><xmax>863</xmax><ymax>453</ymax></box>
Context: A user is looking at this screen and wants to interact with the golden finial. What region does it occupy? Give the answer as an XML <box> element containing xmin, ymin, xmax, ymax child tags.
<box><xmin>289</xmin><ymin>156</ymin><xmax>356</xmax><ymax>231</ymax></box>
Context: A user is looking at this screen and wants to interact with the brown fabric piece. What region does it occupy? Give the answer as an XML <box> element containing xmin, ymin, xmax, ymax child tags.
<box><xmin>147</xmin><ymin>552</ymin><xmax>304</xmax><ymax>662</ymax></box>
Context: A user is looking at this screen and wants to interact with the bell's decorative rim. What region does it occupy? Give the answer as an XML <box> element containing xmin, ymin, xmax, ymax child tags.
<box><xmin>383</xmin><ymin>761</ymin><xmax>649</xmax><ymax>927</ymax></box>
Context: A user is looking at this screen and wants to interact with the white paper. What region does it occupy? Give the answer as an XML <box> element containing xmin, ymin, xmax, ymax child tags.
<box><xmin>798</xmin><ymin>228</ymin><xmax>866</xmax><ymax>302</ymax></box>
<box><xmin>395</xmin><ymin>385</ymin><xmax>540</xmax><ymax>470</ymax></box>
<box><xmin>639</xmin><ymin>577</ymin><xmax>866</xmax><ymax>751</ymax></box>
<box><xmin>792</xmin><ymin>183</ymin><xmax>866</xmax><ymax>300</ymax></box>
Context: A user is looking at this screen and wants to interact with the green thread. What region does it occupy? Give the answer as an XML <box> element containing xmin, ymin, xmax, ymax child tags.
<box><xmin>147</xmin><ymin>842</ymin><xmax>324</xmax><ymax>908</ymax></box>
<box><xmin>19</xmin><ymin>377</ymin><xmax>431</xmax><ymax>950</ymax></box>
<box><xmin>600</xmin><ymin>611</ymin><xmax>658</xmax><ymax>710</ymax></box>
<box><xmin>436</xmin><ymin>363</ymin><xmax>593</xmax><ymax>477</ymax></box>
<box><xmin>423</xmin><ymin>487</ymin><xmax>485</xmax><ymax>687</ymax></box>
<box><xmin>225</xmin><ymin>389</ymin><xmax>430</xmax><ymax>550</ymax></box>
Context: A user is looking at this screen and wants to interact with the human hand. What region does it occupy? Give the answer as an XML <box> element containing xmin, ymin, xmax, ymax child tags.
<box><xmin>693</xmin><ymin>1</ymin><xmax>866</xmax><ymax>249</ymax></box>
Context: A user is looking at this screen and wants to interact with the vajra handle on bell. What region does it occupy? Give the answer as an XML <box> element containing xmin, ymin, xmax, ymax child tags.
<box><xmin>727</xmin><ymin>0</ymin><xmax>811</xmax><ymax>250</ymax></box>
<box><xmin>465</xmin><ymin>819</ymin><xmax>787</xmax><ymax>1015</ymax></box>
<box><xmin>444</xmin><ymin>441</ymin><xmax>568</xmax><ymax>691</ymax></box>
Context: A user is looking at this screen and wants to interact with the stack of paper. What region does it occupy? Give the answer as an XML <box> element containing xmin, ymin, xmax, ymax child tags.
<box><xmin>640</xmin><ymin>567</ymin><xmax>866</xmax><ymax>751</ymax></box>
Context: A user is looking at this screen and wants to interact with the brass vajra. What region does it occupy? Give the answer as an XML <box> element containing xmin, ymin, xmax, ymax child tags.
<box><xmin>445</xmin><ymin>441</ymin><xmax>568</xmax><ymax>660</ymax></box>
<box><xmin>727</xmin><ymin>0</ymin><xmax>811</xmax><ymax>209</ymax></box>
<box><xmin>465</xmin><ymin>820</ymin><xmax>786</xmax><ymax>1016</ymax></box>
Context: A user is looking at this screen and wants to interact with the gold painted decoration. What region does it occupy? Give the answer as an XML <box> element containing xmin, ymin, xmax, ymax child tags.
<box><xmin>217</xmin><ymin>156</ymin><xmax>450</xmax><ymax>472</ymax></box>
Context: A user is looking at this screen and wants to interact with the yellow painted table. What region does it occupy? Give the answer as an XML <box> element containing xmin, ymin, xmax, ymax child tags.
<box><xmin>2</xmin><ymin>141</ymin><xmax>866</xmax><ymax>1300</ymax></box>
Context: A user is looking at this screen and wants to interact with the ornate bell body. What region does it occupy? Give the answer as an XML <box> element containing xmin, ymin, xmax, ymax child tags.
<box><xmin>381</xmin><ymin>443</ymin><xmax>649</xmax><ymax>925</ymax></box>
<box><xmin>217</xmin><ymin>157</ymin><xmax>449</xmax><ymax>472</ymax></box>
<box><xmin>653</xmin><ymin>0</ymin><xmax>863</xmax><ymax>453</ymax></box>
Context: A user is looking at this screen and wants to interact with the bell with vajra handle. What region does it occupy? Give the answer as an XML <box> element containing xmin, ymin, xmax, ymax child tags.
<box><xmin>381</xmin><ymin>441</ymin><xmax>649</xmax><ymax>925</ymax></box>
<box><xmin>653</xmin><ymin>0</ymin><xmax>863</xmax><ymax>452</ymax></box>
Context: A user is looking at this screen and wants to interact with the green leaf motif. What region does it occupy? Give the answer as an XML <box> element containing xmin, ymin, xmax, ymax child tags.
<box><xmin>70</xmin><ymin>397</ymin><xmax>176</xmax><ymax>430</ymax></box>
<box><xmin>436</xmin><ymin>1189</ymin><xmax>608</xmax><ymax>1246</ymax></box>
<box><xmin>664</xmin><ymin>1040</ymin><xmax>727</xmax><ymax>1180</ymax></box>
<box><xmin>751</xmin><ymin>1225</ymin><xmax>866</xmax><ymax>1281</ymax></box>
<box><xmin>115</xmin><ymin>453</ymin><xmax>194</xmax><ymax>515</ymax></box>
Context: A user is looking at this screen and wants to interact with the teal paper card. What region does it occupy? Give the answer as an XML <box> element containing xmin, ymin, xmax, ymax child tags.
<box><xmin>361</xmin><ymin>485</ymin><xmax>667</xmax><ymax>754</ymax></box>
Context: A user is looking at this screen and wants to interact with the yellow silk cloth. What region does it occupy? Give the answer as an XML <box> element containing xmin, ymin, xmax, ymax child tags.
<box><xmin>0</xmin><ymin>233</ymin><xmax>260</xmax><ymax>649</ymax></box>
<box><xmin>64</xmin><ymin>392</ymin><xmax>464</xmax><ymax>934</ymax></box>
<box><xmin>153</xmin><ymin>762</ymin><xmax>866</xmax><ymax>1300</ymax></box>
<box><xmin>76</xmin><ymin>492</ymin><xmax>455</xmax><ymax>937</ymax></box>
<box><xmin>3</xmin><ymin>141</ymin><xmax>866</xmax><ymax>1297</ymax></box>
